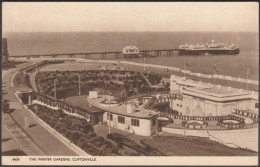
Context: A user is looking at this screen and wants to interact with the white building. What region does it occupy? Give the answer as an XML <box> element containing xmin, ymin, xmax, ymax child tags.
<box><xmin>170</xmin><ymin>75</ymin><xmax>258</xmax><ymax>117</ymax></box>
<box><xmin>88</xmin><ymin>95</ymin><xmax>158</xmax><ymax>136</ymax></box>
<box><xmin>122</xmin><ymin>46</ymin><xmax>139</xmax><ymax>58</ymax></box>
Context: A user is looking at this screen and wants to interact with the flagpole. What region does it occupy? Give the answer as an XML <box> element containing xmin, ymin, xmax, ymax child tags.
<box><xmin>246</xmin><ymin>68</ymin><xmax>249</xmax><ymax>90</ymax></box>
<box><xmin>214</xmin><ymin>69</ymin><xmax>215</xmax><ymax>84</ymax></box>
<box><xmin>214</xmin><ymin>64</ymin><xmax>217</xmax><ymax>85</ymax></box>
<box><xmin>54</xmin><ymin>80</ymin><xmax>56</xmax><ymax>99</ymax></box>
<box><xmin>108</xmin><ymin>94</ymin><xmax>111</xmax><ymax>134</ymax></box>
<box><xmin>184</xmin><ymin>62</ymin><xmax>186</xmax><ymax>77</ymax></box>
<box><xmin>79</xmin><ymin>74</ymin><xmax>81</xmax><ymax>96</ymax></box>
<box><xmin>143</xmin><ymin>56</ymin><xmax>146</xmax><ymax>71</ymax></box>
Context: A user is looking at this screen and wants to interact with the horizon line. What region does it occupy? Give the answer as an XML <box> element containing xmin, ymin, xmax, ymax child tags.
<box><xmin>3</xmin><ymin>30</ymin><xmax>259</xmax><ymax>33</ymax></box>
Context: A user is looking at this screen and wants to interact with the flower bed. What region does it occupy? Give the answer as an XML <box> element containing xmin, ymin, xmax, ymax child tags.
<box><xmin>217</xmin><ymin>118</ymin><xmax>245</xmax><ymax>129</ymax></box>
<box><xmin>29</xmin><ymin>104</ymin><xmax>120</xmax><ymax>156</ymax></box>
<box><xmin>182</xmin><ymin>120</ymin><xmax>208</xmax><ymax>129</ymax></box>
<box><xmin>35</xmin><ymin>70</ymin><xmax>158</xmax><ymax>99</ymax></box>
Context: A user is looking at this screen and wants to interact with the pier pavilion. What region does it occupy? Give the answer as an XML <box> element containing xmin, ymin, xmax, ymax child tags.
<box><xmin>122</xmin><ymin>46</ymin><xmax>139</xmax><ymax>58</ymax></box>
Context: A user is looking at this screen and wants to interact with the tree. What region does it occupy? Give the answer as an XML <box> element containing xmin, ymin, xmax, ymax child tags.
<box><xmin>83</xmin><ymin>124</ymin><xmax>94</xmax><ymax>134</ymax></box>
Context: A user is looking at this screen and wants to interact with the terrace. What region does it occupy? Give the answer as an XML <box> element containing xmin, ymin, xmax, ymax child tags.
<box><xmin>88</xmin><ymin>95</ymin><xmax>158</xmax><ymax>119</ymax></box>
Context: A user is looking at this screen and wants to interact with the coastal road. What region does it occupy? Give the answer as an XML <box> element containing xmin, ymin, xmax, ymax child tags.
<box><xmin>2</xmin><ymin>62</ymin><xmax>46</xmax><ymax>156</ymax></box>
<box><xmin>2</xmin><ymin>62</ymin><xmax>78</xmax><ymax>156</ymax></box>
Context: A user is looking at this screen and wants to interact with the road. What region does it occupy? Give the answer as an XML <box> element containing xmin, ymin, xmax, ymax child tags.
<box><xmin>2</xmin><ymin>62</ymin><xmax>78</xmax><ymax>156</ymax></box>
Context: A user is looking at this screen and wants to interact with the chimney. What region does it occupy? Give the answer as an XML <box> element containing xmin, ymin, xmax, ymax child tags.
<box><xmin>127</xmin><ymin>103</ymin><xmax>135</xmax><ymax>114</ymax></box>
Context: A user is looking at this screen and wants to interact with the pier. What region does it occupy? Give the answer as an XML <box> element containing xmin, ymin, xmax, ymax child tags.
<box><xmin>9</xmin><ymin>49</ymin><xmax>179</xmax><ymax>60</ymax></box>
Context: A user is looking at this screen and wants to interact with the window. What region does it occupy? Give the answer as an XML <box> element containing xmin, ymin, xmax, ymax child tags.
<box><xmin>107</xmin><ymin>113</ymin><xmax>113</xmax><ymax>121</ymax></box>
<box><xmin>256</xmin><ymin>103</ymin><xmax>258</xmax><ymax>108</ymax></box>
<box><xmin>152</xmin><ymin>118</ymin><xmax>156</xmax><ymax>126</ymax></box>
<box><xmin>118</xmin><ymin>116</ymin><xmax>125</xmax><ymax>124</ymax></box>
<box><xmin>180</xmin><ymin>105</ymin><xmax>182</xmax><ymax>107</ymax></box>
<box><xmin>177</xmin><ymin>104</ymin><xmax>179</xmax><ymax>107</ymax></box>
<box><xmin>131</xmin><ymin>118</ymin><xmax>140</xmax><ymax>127</ymax></box>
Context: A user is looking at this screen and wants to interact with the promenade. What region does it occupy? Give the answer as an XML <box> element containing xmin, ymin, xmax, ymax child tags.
<box><xmin>2</xmin><ymin>62</ymin><xmax>78</xmax><ymax>156</ymax></box>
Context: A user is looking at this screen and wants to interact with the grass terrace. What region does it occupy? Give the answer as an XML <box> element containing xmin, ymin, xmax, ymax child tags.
<box><xmin>36</xmin><ymin>66</ymin><xmax>169</xmax><ymax>100</ymax></box>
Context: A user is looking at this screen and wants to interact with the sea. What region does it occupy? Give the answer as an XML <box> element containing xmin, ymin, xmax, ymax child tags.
<box><xmin>3</xmin><ymin>31</ymin><xmax>259</xmax><ymax>80</ymax></box>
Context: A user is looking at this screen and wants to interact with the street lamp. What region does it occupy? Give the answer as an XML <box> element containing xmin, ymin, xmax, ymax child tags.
<box><xmin>54</xmin><ymin>79</ymin><xmax>57</xmax><ymax>99</ymax></box>
<box><xmin>108</xmin><ymin>92</ymin><xmax>112</xmax><ymax>134</ymax></box>
<box><xmin>79</xmin><ymin>74</ymin><xmax>81</xmax><ymax>96</ymax></box>
<box><xmin>35</xmin><ymin>61</ymin><xmax>38</xmax><ymax>72</ymax></box>
<box><xmin>143</xmin><ymin>56</ymin><xmax>146</xmax><ymax>71</ymax></box>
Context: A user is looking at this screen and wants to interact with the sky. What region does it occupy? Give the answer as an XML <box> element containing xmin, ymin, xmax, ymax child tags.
<box><xmin>2</xmin><ymin>2</ymin><xmax>259</xmax><ymax>32</ymax></box>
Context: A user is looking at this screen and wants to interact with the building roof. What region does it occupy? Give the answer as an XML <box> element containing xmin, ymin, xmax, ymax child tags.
<box><xmin>201</xmin><ymin>86</ymin><xmax>236</xmax><ymax>95</ymax></box>
<box><xmin>88</xmin><ymin>96</ymin><xmax>158</xmax><ymax>119</ymax></box>
<box><xmin>123</xmin><ymin>46</ymin><xmax>139</xmax><ymax>50</ymax></box>
<box><xmin>64</xmin><ymin>96</ymin><xmax>103</xmax><ymax>113</ymax></box>
<box><xmin>183</xmin><ymin>86</ymin><xmax>249</xmax><ymax>98</ymax></box>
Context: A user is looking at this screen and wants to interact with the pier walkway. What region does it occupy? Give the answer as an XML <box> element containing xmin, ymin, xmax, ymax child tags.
<box><xmin>9</xmin><ymin>49</ymin><xmax>179</xmax><ymax>60</ymax></box>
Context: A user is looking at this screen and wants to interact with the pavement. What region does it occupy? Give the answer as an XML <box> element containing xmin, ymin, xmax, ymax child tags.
<box><xmin>2</xmin><ymin>62</ymin><xmax>77</xmax><ymax>156</ymax></box>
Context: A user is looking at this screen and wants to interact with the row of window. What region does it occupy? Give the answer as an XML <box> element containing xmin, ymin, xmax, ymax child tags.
<box><xmin>125</xmin><ymin>50</ymin><xmax>138</xmax><ymax>53</ymax></box>
<box><xmin>107</xmin><ymin>113</ymin><xmax>157</xmax><ymax>127</ymax></box>
<box><xmin>107</xmin><ymin>113</ymin><xmax>140</xmax><ymax>127</ymax></box>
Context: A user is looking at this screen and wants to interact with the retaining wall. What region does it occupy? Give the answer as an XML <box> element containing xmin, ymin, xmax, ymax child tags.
<box><xmin>162</xmin><ymin>127</ymin><xmax>258</xmax><ymax>152</ymax></box>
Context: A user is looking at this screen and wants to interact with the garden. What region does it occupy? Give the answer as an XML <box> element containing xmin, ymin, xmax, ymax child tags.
<box><xmin>13</xmin><ymin>72</ymin><xmax>32</xmax><ymax>89</ymax></box>
<box><xmin>36</xmin><ymin>69</ymin><xmax>169</xmax><ymax>100</ymax></box>
<box><xmin>29</xmin><ymin>104</ymin><xmax>120</xmax><ymax>155</ymax></box>
<box><xmin>28</xmin><ymin>103</ymin><xmax>164</xmax><ymax>156</ymax></box>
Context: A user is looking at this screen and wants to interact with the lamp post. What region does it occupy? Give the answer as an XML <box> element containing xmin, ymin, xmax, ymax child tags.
<box><xmin>246</xmin><ymin>68</ymin><xmax>249</xmax><ymax>90</ymax></box>
<box><xmin>213</xmin><ymin>69</ymin><xmax>216</xmax><ymax>84</ymax></box>
<box><xmin>79</xmin><ymin>74</ymin><xmax>81</xmax><ymax>96</ymax></box>
<box><xmin>108</xmin><ymin>92</ymin><xmax>111</xmax><ymax>134</ymax></box>
<box><xmin>143</xmin><ymin>56</ymin><xmax>146</xmax><ymax>71</ymax></box>
<box><xmin>183</xmin><ymin>62</ymin><xmax>186</xmax><ymax>77</ymax></box>
<box><xmin>54</xmin><ymin>79</ymin><xmax>57</xmax><ymax>99</ymax></box>
<box><xmin>35</xmin><ymin>61</ymin><xmax>38</xmax><ymax>72</ymax></box>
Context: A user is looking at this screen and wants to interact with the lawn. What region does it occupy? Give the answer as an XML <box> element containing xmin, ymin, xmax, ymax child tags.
<box><xmin>40</xmin><ymin>60</ymin><xmax>257</xmax><ymax>91</ymax></box>
<box><xmin>94</xmin><ymin>124</ymin><xmax>257</xmax><ymax>156</ymax></box>
<box><xmin>143</xmin><ymin>136</ymin><xmax>258</xmax><ymax>156</ymax></box>
<box><xmin>39</xmin><ymin>62</ymin><xmax>103</xmax><ymax>71</ymax></box>
<box><xmin>64</xmin><ymin>96</ymin><xmax>89</xmax><ymax>108</ymax></box>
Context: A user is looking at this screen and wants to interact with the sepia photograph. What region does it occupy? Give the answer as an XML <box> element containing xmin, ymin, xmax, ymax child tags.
<box><xmin>1</xmin><ymin>2</ymin><xmax>259</xmax><ymax>166</ymax></box>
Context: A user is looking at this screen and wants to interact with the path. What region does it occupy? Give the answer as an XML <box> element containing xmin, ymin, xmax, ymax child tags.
<box><xmin>140</xmin><ymin>72</ymin><xmax>153</xmax><ymax>87</ymax></box>
<box><xmin>2</xmin><ymin>62</ymin><xmax>78</xmax><ymax>156</ymax></box>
